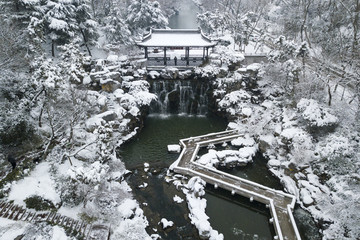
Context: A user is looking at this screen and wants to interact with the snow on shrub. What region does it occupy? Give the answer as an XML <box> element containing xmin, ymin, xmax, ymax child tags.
<box><xmin>218</xmin><ymin>90</ymin><xmax>251</xmax><ymax>107</ymax></box>
<box><xmin>215</xmin><ymin>45</ymin><xmax>245</xmax><ymax>65</ymax></box>
<box><xmin>315</xmin><ymin>134</ymin><xmax>353</xmax><ymax>160</ymax></box>
<box><xmin>218</xmin><ymin>90</ymin><xmax>251</xmax><ymax>115</ymax></box>
<box><xmin>68</xmin><ymin>161</ymin><xmax>109</xmax><ymax>184</ymax></box>
<box><xmin>117</xmin><ymin>199</ymin><xmax>139</xmax><ymax>219</ymax></box>
<box><xmin>194</xmin><ymin>65</ymin><xmax>220</xmax><ymax>78</ymax></box>
<box><xmin>297</xmin><ymin>98</ymin><xmax>338</xmax><ymax>127</ymax></box>
<box><xmin>281</xmin><ymin>127</ymin><xmax>314</xmax><ymax>164</ymax></box>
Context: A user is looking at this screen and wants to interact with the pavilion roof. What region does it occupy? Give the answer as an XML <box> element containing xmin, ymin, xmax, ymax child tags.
<box><xmin>136</xmin><ymin>29</ymin><xmax>217</xmax><ymax>48</ymax></box>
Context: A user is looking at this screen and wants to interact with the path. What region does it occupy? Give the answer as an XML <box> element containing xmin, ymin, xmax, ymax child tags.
<box><xmin>170</xmin><ymin>130</ymin><xmax>301</xmax><ymax>240</ymax></box>
<box><xmin>0</xmin><ymin>201</ymin><xmax>110</xmax><ymax>240</ymax></box>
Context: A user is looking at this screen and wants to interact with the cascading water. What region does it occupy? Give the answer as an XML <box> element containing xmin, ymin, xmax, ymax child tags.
<box><xmin>149</xmin><ymin>79</ymin><xmax>210</xmax><ymax>115</ymax></box>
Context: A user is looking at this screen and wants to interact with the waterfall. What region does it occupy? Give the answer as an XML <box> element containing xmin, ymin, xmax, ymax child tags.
<box><xmin>149</xmin><ymin>79</ymin><xmax>210</xmax><ymax>115</ymax></box>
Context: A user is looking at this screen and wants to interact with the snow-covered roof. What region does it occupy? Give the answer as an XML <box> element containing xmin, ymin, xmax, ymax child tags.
<box><xmin>136</xmin><ymin>29</ymin><xmax>217</xmax><ymax>48</ymax></box>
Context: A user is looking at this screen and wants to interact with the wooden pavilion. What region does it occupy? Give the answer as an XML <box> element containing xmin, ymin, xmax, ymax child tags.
<box><xmin>136</xmin><ymin>29</ymin><xmax>217</xmax><ymax>67</ymax></box>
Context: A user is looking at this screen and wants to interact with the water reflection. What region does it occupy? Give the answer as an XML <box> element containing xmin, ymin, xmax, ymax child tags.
<box><xmin>169</xmin><ymin>0</ymin><xmax>200</xmax><ymax>29</ymax></box>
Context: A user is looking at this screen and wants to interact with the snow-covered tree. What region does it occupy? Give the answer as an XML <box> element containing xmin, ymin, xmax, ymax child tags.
<box><xmin>73</xmin><ymin>0</ymin><xmax>98</xmax><ymax>56</ymax></box>
<box><xmin>126</xmin><ymin>0</ymin><xmax>168</xmax><ymax>34</ymax></box>
<box><xmin>103</xmin><ymin>5</ymin><xmax>133</xmax><ymax>45</ymax></box>
<box><xmin>268</xmin><ymin>36</ymin><xmax>297</xmax><ymax>62</ymax></box>
<box><xmin>44</xmin><ymin>0</ymin><xmax>77</xmax><ymax>57</ymax></box>
<box><xmin>197</xmin><ymin>10</ymin><xmax>228</xmax><ymax>36</ymax></box>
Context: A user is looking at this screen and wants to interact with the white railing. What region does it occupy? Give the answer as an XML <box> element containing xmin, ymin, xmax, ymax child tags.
<box><xmin>173</xmin><ymin>165</ymin><xmax>285</xmax><ymax>240</ymax></box>
<box><xmin>172</xmin><ymin>130</ymin><xmax>301</xmax><ymax>240</ymax></box>
<box><xmin>288</xmin><ymin>205</ymin><xmax>302</xmax><ymax>240</ymax></box>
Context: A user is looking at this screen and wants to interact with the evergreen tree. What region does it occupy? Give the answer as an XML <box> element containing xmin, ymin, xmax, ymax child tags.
<box><xmin>104</xmin><ymin>5</ymin><xmax>133</xmax><ymax>45</ymax></box>
<box><xmin>73</xmin><ymin>0</ymin><xmax>98</xmax><ymax>56</ymax></box>
<box><xmin>126</xmin><ymin>0</ymin><xmax>168</xmax><ymax>34</ymax></box>
<box><xmin>44</xmin><ymin>0</ymin><xmax>77</xmax><ymax>56</ymax></box>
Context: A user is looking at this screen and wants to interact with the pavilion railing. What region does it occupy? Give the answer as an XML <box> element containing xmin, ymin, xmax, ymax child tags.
<box><xmin>147</xmin><ymin>56</ymin><xmax>206</xmax><ymax>67</ymax></box>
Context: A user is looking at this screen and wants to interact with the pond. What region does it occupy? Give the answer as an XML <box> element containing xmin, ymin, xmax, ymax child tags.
<box><xmin>120</xmin><ymin>114</ymin><xmax>282</xmax><ymax>239</ymax></box>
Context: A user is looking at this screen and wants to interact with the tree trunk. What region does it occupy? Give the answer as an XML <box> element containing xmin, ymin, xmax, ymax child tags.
<box><xmin>352</xmin><ymin>0</ymin><xmax>360</xmax><ymax>58</ymax></box>
<box><xmin>328</xmin><ymin>84</ymin><xmax>332</xmax><ymax>106</ymax></box>
<box><xmin>300</xmin><ymin>0</ymin><xmax>312</xmax><ymax>46</ymax></box>
<box><xmin>80</xmin><ymin>29</ymin><xmax>92</xmax><ymax>57</ymax></box>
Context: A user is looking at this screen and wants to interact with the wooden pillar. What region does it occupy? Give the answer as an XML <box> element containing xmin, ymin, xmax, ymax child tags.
<box><xmin>186</xmin><ymin>47</ymin><xmax>190</xmax><ymax>66</ymax></box>
<box><xmin>206</xmin><ymin>47</ymin><xmax>209</xmax><ymax>58</ymax></box>
<box><xmin>144</xmin><ymin>47</ymin><xmax>148</xmax><ymax>59</ymax></box>
<box><xmin>203</xmin><ymin>47</ymin><xmax>205</xmax><ymax>59</ymax></box>
<box><xmin>164</xmin><ymin>47</ymin><xmax>167</xmax><ymax>65</ymax></box>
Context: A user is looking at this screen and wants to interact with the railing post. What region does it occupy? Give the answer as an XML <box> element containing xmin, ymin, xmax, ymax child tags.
<box><xmin>186</xmin><ymin>47</ymin><xmax>190</xmax><ymax>66</ymax></box>
<box><xmin>164</xmin><ymin>47</ymin><xmax>167</xmax><ymax>66</ymax></box>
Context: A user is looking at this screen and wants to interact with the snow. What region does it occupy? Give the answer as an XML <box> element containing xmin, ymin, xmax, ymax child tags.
<box><xmin>159</xmin><ymin>218</ymin><xmax>174</xmax><ymax>229</ymax></box>
<box><xmin>268</xmin><ymin>159</ymin><xmax>281</xmax><ymax>167</ymax></box>
<box><xmin>49</xmin><ymin>18</ymin><xmax>68</xmax><ymax>30</ymax></box>
<box><xmin>107</xmin><ymin>55</ymin><xmax>119</xmax><ymax>62</ymax></box>
<box><xmin>137</xmin><ymin>29</ymin><xmax>216</xmax><ymax>47</ymax></box>
<box><xmin>183</xmin><ymin>177</ymin><xmax>224</xmax><ymax>240</ymax></box>
<box><xmin>8</xmin><ymin>162</ymin><xmax>61</xmax><ymax>206</ymax></box>
<box><xmin>0</xmin><ymin>219</ymin><xmax>29</xmax><ymax>240</ymax></box>
<box><xmin>231</xmin><ymin>135</ymin><xmax>256</xmax><ymax>147</ymax></box>
<box><xmin>58</xmin><ymin>204</ymin><xmax>82</xmax><ymax>220</ymax></box>
<box><xmin>117</xmin><ymin>199</ymin><xmax>138</xmax><ymax>219</ymax></box>
<box><xmin>246</xmin><ymin>63</ymin><xmax>262</xmax><ymax>71</ymax></box>
<box><xmin>173</xmin><ymin>195</ymin><xmax>184</xmax><ymax>203</ymax></box>
<box><xmin>297</xmin><ymin>98</ymin><xmax>338</xmax><ymax>127</ymax></box>
<box><xmin>51</xmin><ymin>226</ymin><xmax>69</xmax><ymax>240</ymax></box>
<box><xmin>148</xmin><ymin>70</ymin><xmax>161</xmax><ymax>79</ymax></box>
<box><xmin>68</xmin><ymin>161</ymin><xmax>109</xmax><ymax>184</ymax></box>
<box><xmin>241</xmin><ymin>107</ymin><xmax>252</xmax><ymax>116</ymax></box>
<box><xmin>138</xmin><ymin>183</ymin><xmax>148</xmax><ymax>188</ymax></box>
<box><xmin>280</xmin><ymin>176</ymin><xmax>299</xmax><ymax>197</ymax></box>
<box><xmin>167</xmin><ymin>144</ymin><xmax>181</xmax><ymax>153</ymax></box>
<box><xmin>113</xmin><ymin>195</ymin><xmax>151</xmax><ymax>240</ymax></box>
<box><xmin>315</xmin><ymin>133</ymin><xmax>354</xmax><ymax>160</ymax></box>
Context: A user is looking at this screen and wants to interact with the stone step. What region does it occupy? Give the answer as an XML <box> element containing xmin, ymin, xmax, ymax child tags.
<box><xmin>46</xmin><ymin>212</ymin><xmax>56</xmax><ymax>222</ymax></box>
<box><xmin>0</xmin><ymin>201</ymin><xmax>102</xmax><ymax>239</ymax></box>
<box><xmin>13</xmin><ymin>208</ymin><xmax>26</xmax><ymax>220</ymax></box>
<box><xmin>8</xmin><ymin>205</ymin><xmax>22</xmax><ymax>219</ymax></box>
<box><xmin>2</xmin><ymin>204</ymin><xmax>15</xmax><ymax>218</ymax></box>
<box><xmin>0</xmin><ymin>203</ymin><xmax>12</xmax><ymax>217</ymax></box>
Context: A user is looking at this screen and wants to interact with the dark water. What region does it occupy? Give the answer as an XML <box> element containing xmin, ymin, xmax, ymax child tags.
<box><xmin>120</xmin><ymin>114</ymin><xmax>226</xmax><ymax>170</ymax></box>
<box><xmin>168</xmin><ymin>0</ymin><xmax>200</xmax><ymax>29</ymax></box>
<box><xmin>294</xmin><ymin>208</ymin><xmax>322</xmax><ymax>240</ymax></box>
<box><xmin>120</xmin><ymin>114</ymin><xmax>285</xmax><ymax>239</ymax></box>
<box><xmin>205</xmin><ymin>186</ymin><xmax>274</xmax><ymax>240</ymax></box>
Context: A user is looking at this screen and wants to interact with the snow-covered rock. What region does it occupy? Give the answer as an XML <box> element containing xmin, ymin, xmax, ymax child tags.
<box><xmin>167</xmin><ymin>144</ymin><xmax>181</xmax><ymax>153</ymax></box>
<box><xmin>230</xmin><ymin>135</ymin><xmax>256</xmax><ymax>147</ymax></box>
<box><xmin>159</xmin><ymin>218</ymin><xmax>174</xmax><ymax>229</ymax></box>
<box><xmin>246</xmin><ymin>63</ymin><xmax>261</xmax><ymax>72</ymax></box>
<box><xmin>148</xmin><ymin>71</ymin><xmax>160</xmax><ymax>79</ymax></box>
<box><xmin>173</xmin><ymin>195</ymin><xmax>184</xmax><ymax>204</ymax></box>
<box><xmin>184</xmin><ymin>177</ymin><xmax>224</xmax><ymax>240</ymax></box>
